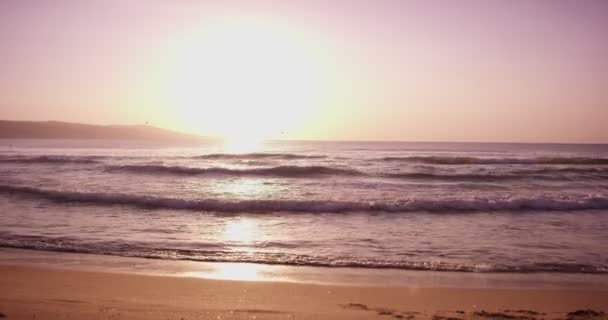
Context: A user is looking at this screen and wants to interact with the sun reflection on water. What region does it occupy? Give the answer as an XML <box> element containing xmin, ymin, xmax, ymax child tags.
<box><xmin>215</xmin><ymin>179</ymin><xmax>271</xmax><ymax>198</ymax></box>
<box><xmin>223</xmin><ymin>218</ymin><xmax>259</xmax><ymax>243</ymax></box>
<box><xmin>188</xmin><ymin>217</ymin><xmax>277</xmax><ymax>281</ymax></box>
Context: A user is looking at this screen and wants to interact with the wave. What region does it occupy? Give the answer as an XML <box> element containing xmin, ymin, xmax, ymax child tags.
<box><xmin>0</xmin><ymin>155</ymin><xmax>100</xmax><ymax>164</ymax></box>
<box><xmin>106</xmin><ymin>164</ymin><xmax>362</xmax><ymax>177</ymax></box>
<box><xmin>384</xmin><ymin>172</ymin><xmax>540</xmax><ymax>181</ymax></box>
<box><xmin>107</xmin><ymin>164</ymin><xmax>607</xmax><ymax>181</ymax></box>
<box><xmin>515</xmin><ymin>167</ymin><xmax>608</xmax><ymax>175</ymax></box>
<box><xmin>381</xmin><ymin>156</ymin><xmax>608</xmax><ymax>165</ymax></box>
<box><xmin>107</xmin><ymin>164</ymin><xmax>608</xmax><ymax>181</ymax></box>
<box><xmin>193</xmin><ymin>153</ymin><xmax>326</xmax><ymax>160</ymax></box>
<box><xmin>0</xmin><ymin>234</ymin><xmax>605</xmax><ymax>273</ymax></box>
<box><xmin>384</xmin><ymin>168</ymin><xmax>608</xmax><ymax>181</ymax></box>
<box><xmin>2</xmin><ymin>184</ymin><xmax>607</xmax><ymax>213</ymax></box>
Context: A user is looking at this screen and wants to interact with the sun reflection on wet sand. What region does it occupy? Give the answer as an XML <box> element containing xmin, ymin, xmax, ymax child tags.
<box><xmin>186</xmin><ymin>263</ymin><xmax>280</xmax><ymax>282</ymax></box>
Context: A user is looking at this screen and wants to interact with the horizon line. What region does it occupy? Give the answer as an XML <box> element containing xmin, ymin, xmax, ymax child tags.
<box><xmin>1</xmin><ymin>119</ymin><xmax>606</xmax><ymax>146</ymax></box>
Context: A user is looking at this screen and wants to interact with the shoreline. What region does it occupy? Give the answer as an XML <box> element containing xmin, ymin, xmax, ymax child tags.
<box><xmin>0</xmin><ymin>247</ymin><xmax>608</xmax><ymax>291</ymax></box>
<box><xmin>1</xmin><ymin>248</ymin><xmax>608</xmax><ymax>289</ymax></box>
<box><xmin>1</xmin><ymin>248</ymin><xmax>607</xmax><ymax>319</ymax></box>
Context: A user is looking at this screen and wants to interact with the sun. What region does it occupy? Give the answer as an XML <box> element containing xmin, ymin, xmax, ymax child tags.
<box><xmin>167</xmin><ymin>14</ymin><xmax>326</xmax><ymax>141</ymax></box>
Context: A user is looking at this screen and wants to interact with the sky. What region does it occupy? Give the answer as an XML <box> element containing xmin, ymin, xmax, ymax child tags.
<box><xmin>1</xmin><ymin>0</ymin><xmax>607</xmax><ymax>143</ymax></box>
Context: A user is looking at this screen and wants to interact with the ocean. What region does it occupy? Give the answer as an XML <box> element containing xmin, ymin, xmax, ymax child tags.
<box><xmin>1</xmin><ymin>139</ymin><xmax>607</xmax><ymax>274</ymax></box>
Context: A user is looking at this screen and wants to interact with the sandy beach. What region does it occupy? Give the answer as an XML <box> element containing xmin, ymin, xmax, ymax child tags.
<box><xmin>1</xmin><ymin>250</ymin><xmax>607</xmax><ymax>320</ymax></box>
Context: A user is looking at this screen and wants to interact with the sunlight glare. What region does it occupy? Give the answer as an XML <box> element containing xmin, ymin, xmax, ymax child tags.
<box><xmin>216</xmin><ymin>179</ymin><xmax>270</xmax><ymax>199</ymax></box>
<box><xmin>168</xmin><ymin>14</ymin><xmax>326</xmax><ymax>141</ymax></box>
<box><xmin>222</xmin><ymin>136</ymin><xmax>261</xmax><ymax>153</ymax></box>
<box><xmin>188</xmin><ymin>263</ymin><xmax>273</xmax><ymax>282</ymax></box>
<box><xmin>223</xmin><ymin>218</ymin><xmax>259</xmax><ymax>244</ymax></box>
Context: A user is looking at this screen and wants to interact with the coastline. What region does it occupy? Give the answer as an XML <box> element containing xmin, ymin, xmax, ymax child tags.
<box><xmin>1</xmin><ymin>248</ymin><xmax>607</xmax><ymax>319</ymax></box>
<box><xmin>2</xmin><ymin>248</ymin><xmax>608</xmax><ymax>289</ymax></box>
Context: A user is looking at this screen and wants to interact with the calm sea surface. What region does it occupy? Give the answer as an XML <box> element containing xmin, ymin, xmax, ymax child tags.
<box><xmin>1</xmin><ymin>139</ymin><xmax>607</xmax><ymax>273</ymax></box>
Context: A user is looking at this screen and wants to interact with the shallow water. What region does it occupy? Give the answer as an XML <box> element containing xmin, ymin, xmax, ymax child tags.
<box><xmin>1</xmin><ymin>139</ymin><xmax>607</xmax><ymax>273</ymax></box>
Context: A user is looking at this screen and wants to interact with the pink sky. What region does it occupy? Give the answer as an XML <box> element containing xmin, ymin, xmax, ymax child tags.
<box><xmin>1</xmin><ymin>0</ymin><xmax>607</xmax><ymax>143</ymax></box>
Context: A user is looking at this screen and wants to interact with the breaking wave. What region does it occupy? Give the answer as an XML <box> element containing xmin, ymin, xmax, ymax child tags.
<box><xmin>384</xmin><ymin>172</ymin><xmax>542</xmax><ymax>181</ymax></box>
<box><xmin>106</xmin><ymin>164</ymin><xmax>362</xmax><ymax>177</ymax></box>
<box><xmin>384</xmin><ymin>167</ymin><xmax>608</xmax><ymax>181</ymax></box>
<box><xmin>104</xmin><ymin>164</ymin><xmax>608</xmax><ymax>181</ymax></box>
<box><xmin>381</xmin><ymin>156</ymin><xmax>608</xmax><ymax>165</ymax></box>
<box><xmin>0</xmin><ymin>155</ymin><xmax>100</xmax><ymax>164</ymax></box>
<box><xmin>1</xmin><ymin>184</ymin><xmax>607</xmax><ymax>213</ymax></box>
<box><xmin>193</xmin><ymin>153</ymin><xmax>326</xmax><ymax>160</ymax></box>
<box><xmin>0</xmin><ymin>233</ymin><xmax>605</xmax><ymax>273</ymax></box>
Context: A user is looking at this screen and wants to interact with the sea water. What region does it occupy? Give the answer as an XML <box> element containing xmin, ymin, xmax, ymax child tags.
<box><xmin>1</xmin><ymin>140</ymin><xmax>607</xmax><ymax>273</ymax></box>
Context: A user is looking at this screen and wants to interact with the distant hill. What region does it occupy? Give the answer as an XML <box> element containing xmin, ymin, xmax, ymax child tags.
<box><xmin>0</xmin><ymin>120</ymin><xmax>211</xmax><ymax>141</ymax></box>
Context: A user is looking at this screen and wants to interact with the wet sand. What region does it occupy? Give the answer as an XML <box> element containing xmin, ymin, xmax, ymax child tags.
<box><xmin>1</xmin><ymin>263</ymin><xmax>607</xmax><ymax>320</ymax></box>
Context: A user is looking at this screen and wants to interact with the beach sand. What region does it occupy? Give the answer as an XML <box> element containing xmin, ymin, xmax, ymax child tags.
<box><xmin>1</xmin><ymin>263</ymin><xmax>607</xmax><ymax>320</ymax></box>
